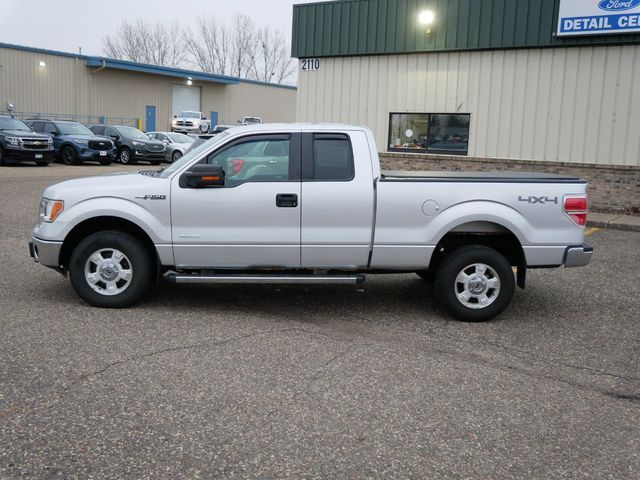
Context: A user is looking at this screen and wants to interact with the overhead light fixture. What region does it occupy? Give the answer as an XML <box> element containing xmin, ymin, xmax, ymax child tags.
<box><xmin>186</xmin><ymin>77</ymin><xmax>193</xmax><ymax>86</ymax></box>
<box><xmin>38</xmin><ymin>60</ymin><xmax>46</xmax><ymax>67</ymax></box>
<box><xmin>418</xmin><ymin>10</ymin><xmax>435</xmax><ymax>26</ymax></box>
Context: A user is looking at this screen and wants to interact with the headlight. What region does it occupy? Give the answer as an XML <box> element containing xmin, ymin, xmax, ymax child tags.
<box><xmin>75</xmin><ymin>140</ymin><xmax>89</xmax><ymax>147</ymax></box>
<box><xmin>47</xmin><ymin>137</ymin><xmax>53</xmax><ymax>144</ymax></box>
<box><xmin>172</xmin><ymin>120</ymin><xmax>177</xmax><ymax>125</ymax></box>
<box><xmin>5</xmin><ymin>136</ymin><xmax>21</xmax><ymax>147</ymax></box>
<box><xmin>39</xmin><ymin>198</ymin><xmax>64</xmax><ymax>223</ymax></box>
<box><xmin>132</xmin><ymin>141</ymin><xmax>145</xmax><ymax>146</ymax></box>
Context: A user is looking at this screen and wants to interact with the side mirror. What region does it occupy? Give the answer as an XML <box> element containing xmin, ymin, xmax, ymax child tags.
<box><xmin>110</xmin><ymin>135</ymin><xmax>119</xmax><ymax>141</ymax></box>
<box><xmin>163</xmin><ymin>139</ymin><xmax>170</xmax><ymax>144</ymax></box>
<box><xmin>180</xmin><ymin>164</ymin><xmax>225</xmax><ymax>188</ymax></box>
<box><xmin>202</xmin><ymin>116</ymin><xmax>207</xmax><ymax>120</ymax></box>
<box><xmin>173</xmin><ymin>115</ymin><xmax>177</xmax><ymax>118</ymax></box>
<box><xmin>237</xmin><ymin>120</ymin><xmax>242</xmax><ymax>124</ymax></box>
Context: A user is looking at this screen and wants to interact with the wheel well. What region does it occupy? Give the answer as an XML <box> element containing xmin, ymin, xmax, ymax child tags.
<box><xmin>429</xmin><ymin>222</ymin><xmax>524</xmax><ymax>273</ymax></box>
<box><xmin>60</xmin><ymin>216</ymin><xmax>158</xmax><ymax>270</ymax></box>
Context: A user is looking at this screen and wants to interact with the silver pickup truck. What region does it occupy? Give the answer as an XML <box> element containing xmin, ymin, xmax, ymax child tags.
<box><xmin>29</xmin><ymin>124</ymin><xmax>592</xmax><ymax>321</ymax></box>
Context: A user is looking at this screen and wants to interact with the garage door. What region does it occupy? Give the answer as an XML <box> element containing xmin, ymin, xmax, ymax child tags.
<box><xmin>172</xmin><ymin>84</ymin><xmax>201</xmax><ymax>116</ymax></box>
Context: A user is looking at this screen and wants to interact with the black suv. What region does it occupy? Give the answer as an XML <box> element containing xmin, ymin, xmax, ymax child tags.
<box><xmin>26</xmin><ymin>120</ymin><xmax>115</xmax><ymax>165</ymax></box>
<box><xmin>88</xmin><ymin>125</ymin><xmax>165</xmax><ymax>165</ymax></box>
<box><xmin>0</xmin><ymin>116</ymin><xmax>54</xmax><ymax>166</ymax></box>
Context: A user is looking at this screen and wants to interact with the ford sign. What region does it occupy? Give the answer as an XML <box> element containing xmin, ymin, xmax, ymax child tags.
<box><xmin>598</xmin><ymin>0</ymin><xmax>640</xmax><ymax>11</ymax></box>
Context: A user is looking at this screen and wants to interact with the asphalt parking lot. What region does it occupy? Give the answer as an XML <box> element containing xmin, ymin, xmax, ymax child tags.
<box><xmin>1</xmin><ymin>163</ymin><xmax>639</xmax><ymax>479</ymax></box>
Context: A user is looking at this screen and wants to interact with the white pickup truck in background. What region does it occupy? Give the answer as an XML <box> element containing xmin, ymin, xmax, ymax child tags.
<box><xmin>29</xmin><ymin>124</ymin><xmax>592</xmax><ymax>321</ymax></box>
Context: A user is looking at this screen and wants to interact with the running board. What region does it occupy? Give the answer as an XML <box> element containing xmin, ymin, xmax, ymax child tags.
<box><xmin>167</xmin><ymin>273</ymin><xmax>366</xmax><ymax>285</ymax></box>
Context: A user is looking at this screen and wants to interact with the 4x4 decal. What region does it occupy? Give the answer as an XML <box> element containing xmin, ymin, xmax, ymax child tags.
<box><xmin>518</xmin><ymin>196</ymin><xmax>558</xmax><ymax>205</ymax></box>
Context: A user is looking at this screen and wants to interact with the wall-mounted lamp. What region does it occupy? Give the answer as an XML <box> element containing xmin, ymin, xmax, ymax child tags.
<box><xmin>38</xmin><ymin>60</ymin><xmax>47</xmax><ymax>67</ymax></box>
<box><xmin>186</xmin><ymin>77</ymin><xmax>193</xmax><ymax>86</ymax></box>
<box><xmin>418</xmin><ymin>10</ymin><xmax>435</xmax><ymax>37</ymax></box>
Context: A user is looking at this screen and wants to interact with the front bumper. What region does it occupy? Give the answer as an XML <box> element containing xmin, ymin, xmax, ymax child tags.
<box><xmin>172</xmin><ymin>125</ymin><xmax>202</xmax><ymax>133</ymax></box>
<box><xmin>133</xmin><ymin>150</ymin><xmax>165</xmax><ymax>161</ymax></box>
<box><xmin>79</xmin><ymin>149</ymin><xmax>116</xmax><ymax>161</ymax></box>
<box><xmin>564</xmin><ymin>244</ymin><xmax>593</xmax><ymax>267</ymax></box>
<box><xmin>29</xmin><ymin>236</ymin><xmax>63</xmax><ymax>269</ymax></box>
<box><xmin>5</xmin><ymin>149</ymin><xmax>54</xmax><ymax>163</ymax></box>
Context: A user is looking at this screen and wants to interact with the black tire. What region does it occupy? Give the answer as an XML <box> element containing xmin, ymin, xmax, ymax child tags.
<box><xmin>415</xmin><ymin>270</ymin><xmax>436</xmax><ymax>282</ymax></box>
<box><xmin>61</xmin><ymin>145</ymin><xmax>78</xmax><ymax>165</ymax></box>
<box><xmin>0</xmin><ymin>147</ymin><xmax>5</xmax><ymax>166</ymax></box>
<box><xmin>68</xmin><ymin>230</ymin><xmax>154</xmax><ymax>308</ymax></box>
<box><xmin>435</xmin><ymin>245</ymin><xmax>514</xmax><ymax>322</ymax></box>
<box><xmin>171</xmin><ymin>150</ymin><xmax>182</xmax><ymax>163</ymax></box>
<box><xmin>118</xmin><ymin>148</ymin><xmax>135</xmax><ymax>164</ymax></box>
<box><xmin>36</xmin><ymin>161</ymin><xmax>49</xmax><ymax>167</ymax></box>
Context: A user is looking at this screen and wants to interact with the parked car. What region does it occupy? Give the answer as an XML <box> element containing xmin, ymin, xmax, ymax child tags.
<box><xmin>211</xmin><ymin>125</ymin><xmax>234</xmax><ymax>135</ymax></box>
<box><xmin>88</xmin><ymin>125</ymin><xmax>165</xmax><ymax>165</ymax></box>
<box><xmin>147</xmin><ymin>131</ymin><xmax>194</xmax><ymax>163</ymax></box>
<box><xmin>171</xmin><ymin>111</ymin><xmax>211</xmax><ymax>134</ymax></box>
<box><xmin>238</xmin><ymin>116</ymin><xmax>262</xmax><ymax>125</ymax></box>
<box><xmin>26</xmin><ymin>120</ymin><xmax>115</xmax><ymax>165</ymax></box>
<box><xmin>0</xmin><ymin>116</ymin><xmax>53</xmax><ymax>166</ymax></box>
<box><xmin>29</xmin><ymin>123</ymin><xmax>592</xmax><ymax>322</ymax></box>
<box><xmin>183</xmin><ymin>133</ymin><xmax>216</xmax><ymax>153</ymax></box>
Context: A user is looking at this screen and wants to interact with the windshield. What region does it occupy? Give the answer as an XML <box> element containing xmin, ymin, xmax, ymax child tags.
<box><xmin>57</xmin><ymin>122</ymin><xmax>93</xmax><ymax>136</ymax></box>
<box><xmin>179</xmin><ymin>111</ymin><xmax>200</xmax><ymax>119</ymax></box>
<box><xmin>168</xmin><ymin>133</ymin><xmax>194</xmax><ymax>144</ymax></box>
<box><xmin>0</xmin><ymin>117</ymin><xmax>31</xmax><ymax>132</ymax></box>
<box><xmin>117</xmin><ymin>126</ymin><xmax>149</xmax><ymax>140</ymax></box>
<box><xmin>160</xmin><ymin>131</ymin><xmax>230</xmax><ymax>178</ymax></box>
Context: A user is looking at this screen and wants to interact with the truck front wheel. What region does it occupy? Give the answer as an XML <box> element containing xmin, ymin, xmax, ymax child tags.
<box><xmin>435</xmin><ymin>245</ymin><xmax>514</xmax><ymax>322</ymax></box>
<box><xmin>68</xmin><ymin>231</ymin><xmax>153</xmax><ymax>308</ymax></box>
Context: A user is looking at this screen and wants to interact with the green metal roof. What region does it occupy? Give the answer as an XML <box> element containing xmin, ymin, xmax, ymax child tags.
<box><xmin>292</xmin><ymin>0</ymin><xmax>640</xmax><ymax>58</ymax></box>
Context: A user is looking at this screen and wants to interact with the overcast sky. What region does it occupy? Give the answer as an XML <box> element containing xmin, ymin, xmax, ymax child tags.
<box><xmin>0</xmin><ymin>0</ymin><xmax>328</xmax><ymax>56</ymax></box>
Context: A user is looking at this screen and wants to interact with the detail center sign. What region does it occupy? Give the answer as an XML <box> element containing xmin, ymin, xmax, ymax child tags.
<box><xmin>557</xmin><ymin>0</ymin><xmax>640</xmax><ymax>36</ymax></box>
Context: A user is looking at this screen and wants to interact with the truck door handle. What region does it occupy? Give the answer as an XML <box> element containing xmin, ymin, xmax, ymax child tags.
<box><xmin>276</xmin><ymin>193</ymin><xmax>298</xmax><ymax>208</ymax></box>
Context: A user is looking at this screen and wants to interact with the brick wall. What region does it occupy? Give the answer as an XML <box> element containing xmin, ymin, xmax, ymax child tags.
<box><xmin>379</xmin><ymin>153</ymin><xmax>640</xmax><ymax>215</ymax></box>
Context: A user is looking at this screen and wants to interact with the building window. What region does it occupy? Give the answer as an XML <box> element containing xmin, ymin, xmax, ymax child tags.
<box><xmin>388</xmin><ymin>113</ymin><xmax>470</xmax><ymax>155</ymax></box>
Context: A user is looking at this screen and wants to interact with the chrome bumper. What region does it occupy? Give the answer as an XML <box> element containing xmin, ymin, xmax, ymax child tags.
<box><xmin>29</xmin><ymin>236</ymin><xmax>63</xmax><ymax>268</ymax></box>
<box><xmin>564</xmin><ymin>244</ymin><xmax>593</xmax><ymax>267</ymax></box>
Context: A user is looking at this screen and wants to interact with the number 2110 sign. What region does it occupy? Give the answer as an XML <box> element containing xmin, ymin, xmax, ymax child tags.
<box><xmin>300</xmin><ymin>58</ymin><xmax>320</xmax><ymax>71</ymax></box>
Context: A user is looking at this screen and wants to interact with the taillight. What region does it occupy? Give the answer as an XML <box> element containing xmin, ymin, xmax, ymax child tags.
<box><xmin>564</xmin><ymin>195</ymin><xmax>588</xmax><ymax>227</ymax></box>
<box><xmin>232</xmin><ymin>159</ymin><xmax>245</xmax><ymax>175</ymax></box>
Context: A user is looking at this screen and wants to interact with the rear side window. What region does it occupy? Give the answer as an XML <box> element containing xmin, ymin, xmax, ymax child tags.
<box><xmin>307</xmin><ymin>134</ymin><xmax>354</xmax><ymax>181</ymax></box>
<box><xmin>91</xmin><ymin>125</ymin><xmax>105</xmax><ymax>135</ymax></box>
<box><xmin>30</xmin><ymin>122</ymin><xmax>44</xmax><ymax>133</ymax></box>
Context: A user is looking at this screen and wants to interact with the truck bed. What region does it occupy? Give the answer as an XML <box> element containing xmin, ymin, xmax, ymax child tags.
<box><xmin>380</xmin><ymin>170</ymin><xmax>585</xmax><ymax>184</ymax></box>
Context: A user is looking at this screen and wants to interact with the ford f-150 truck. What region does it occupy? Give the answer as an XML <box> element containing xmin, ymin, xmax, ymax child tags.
<box><xmin>29</xmin><ymin>124</ymin><xmax>592</xmax><ymax>321</ymax></box>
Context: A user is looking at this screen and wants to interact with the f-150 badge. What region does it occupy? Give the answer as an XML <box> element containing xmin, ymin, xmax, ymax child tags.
<box><xmin>135</xmin><ymin>194</ymin><xmax>166</xmax><ymax>200</ymax></box>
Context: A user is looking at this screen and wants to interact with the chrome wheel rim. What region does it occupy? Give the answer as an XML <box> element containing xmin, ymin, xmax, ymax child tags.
<box><xmin>84</xmin><ymin>248</ymin><xmax>133</xmax><ymax>296</ymax></box>
<box><xmin>120</xmin><ymin>150</ymin><xmax>130</xmax><ymax>163</ymax></box>
<box><xmin>454</xmin><ymin>263</ymin><xmax>500</xmax><ymax>309</ymax></box>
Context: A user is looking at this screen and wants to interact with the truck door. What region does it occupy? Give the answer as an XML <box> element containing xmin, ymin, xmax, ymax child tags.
<box><xmin>170</xmin><ymin>133</ymin><xmax>302</xmax><ymax>268</ymax></box>
<box><xmin>300</xmin><ymin>131</ymin><xmax>375</xmax><ymax>268</ymax></box>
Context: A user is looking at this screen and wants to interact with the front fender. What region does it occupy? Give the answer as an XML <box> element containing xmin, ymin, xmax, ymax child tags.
<box><xmin>33</xmin><ymin>196</ymin><xmax>171</xmax><ymax>245</ymax></box>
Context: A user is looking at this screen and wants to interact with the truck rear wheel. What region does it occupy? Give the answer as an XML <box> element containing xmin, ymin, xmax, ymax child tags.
<box><xmin>435</xmin><ymin>245</ymin><xmax>514</xmax><ymax>322</ymax></box>
<box><xmin>68</xmin><ymin>230</ymin><xmax>153</xmax><ymax>308</ymax></box>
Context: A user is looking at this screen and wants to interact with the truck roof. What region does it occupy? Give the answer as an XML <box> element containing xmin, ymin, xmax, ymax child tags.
<box><xmin>223</xmin><ymin>123</ymin><xmax>370</xmax><ymax>135</ymax></box>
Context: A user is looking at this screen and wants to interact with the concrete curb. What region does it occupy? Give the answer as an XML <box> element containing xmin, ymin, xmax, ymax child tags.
<box><xmin>587</xmin><ymin>213</ymin><xmax>640</xmax><ymax>232</ymax></box>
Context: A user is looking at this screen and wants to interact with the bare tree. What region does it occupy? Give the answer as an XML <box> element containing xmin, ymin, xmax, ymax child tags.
<box><xmin>249</xmin><ymin>27</ymin><xmax>295</xmax><ymax>84</ymax></box>
<box><xmin>104</xmin><ymin>15</ymin><xmax>296</xmax><ymax>84</ymax></box>
<box><xmin>103</xmin><ymin>20</ymin><xmax>185</xmax><ymax>68</ymax></box>
<box><xmin>184</xmin><ymin>17</ymin><xmax>229</xmax><ymax>75</ymax></box>
<box><xmin>229</xmin><ymin>14</ymin><xmax>257</xmax><ymax>79</ymax></box>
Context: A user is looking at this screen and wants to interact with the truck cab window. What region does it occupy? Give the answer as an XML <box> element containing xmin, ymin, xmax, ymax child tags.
<box><xmin>309</xmin><ymin>134</ymin><xmax>354</xmax><ymax>181</ymax></box>
<box><xmin>204</xmin><ymin>135</ymin><xmax>291</xmax><ymax>186</ymax></box>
